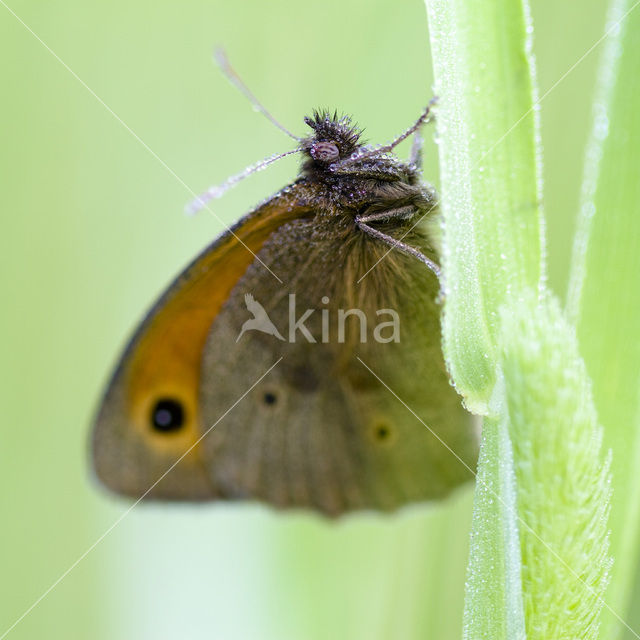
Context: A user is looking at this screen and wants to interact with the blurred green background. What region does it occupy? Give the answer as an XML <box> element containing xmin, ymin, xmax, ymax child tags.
<box><xmin>1</xmin><ymin>0</ymin><xmax>623</xmax><ymax>638</ymax></box>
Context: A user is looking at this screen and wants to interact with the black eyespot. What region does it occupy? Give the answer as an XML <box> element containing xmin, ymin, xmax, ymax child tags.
<box><xmin>376</xmin><ymin>426</ymin><xmax>389</xmax><ymax>440</ymax></box>
<box><xmin>263</xmin><ymin>391</ymin><xmax>278</xmax><ymax>406</ymax></box>
<box><xmin>374</xmin><ymin>423</ymin><xmax>392</xmax><ymax>442</ymax></box>
<box><xmin>262</xmin><ymin>391</ymin><xmax>278</xmax><ymax>405</ymax></box>
<box><xmin>151</xmin><ymin>398</ymin><xmax>185</xmax><ymax>432</ymax></box>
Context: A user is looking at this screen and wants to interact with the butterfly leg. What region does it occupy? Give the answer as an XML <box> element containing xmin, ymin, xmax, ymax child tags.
<box><xmin>356</xmin><ymin>205</ymin><xmax>417</xmax><ymax>224</ymax></box>
<box><xmin>355</xmin><ymin>208</ymin><xmax>441</xmax><ymax>278</ymax></box>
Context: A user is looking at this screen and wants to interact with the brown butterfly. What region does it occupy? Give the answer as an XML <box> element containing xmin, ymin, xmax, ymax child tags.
<box><xmin>92</xmin><ymin>56</ymin><xmax>478</xmax><ymax>517</ymax></box>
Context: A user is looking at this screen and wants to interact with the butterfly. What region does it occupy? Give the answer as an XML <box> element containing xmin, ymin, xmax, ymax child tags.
<box><xmin>92</xmin><ymin>56</ymin><xmax>478</xmax><ymax>517</ymax></box>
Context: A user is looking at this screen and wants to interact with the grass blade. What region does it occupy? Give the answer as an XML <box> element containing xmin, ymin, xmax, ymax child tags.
<box><xmin>566</xmin><ymin>0</ymin><xmax>640</xmax><ymax>635</ymax></box>
<box><xmin>425</xmin><ymin>0</ymin><xmax>543</xmax><ymax>415</ymax></box>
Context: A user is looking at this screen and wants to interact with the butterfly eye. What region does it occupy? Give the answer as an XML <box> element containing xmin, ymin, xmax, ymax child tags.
<box><xmin>150</xmin><ymin>398</ymin><xmax>185</xmax><ymax>432</ymax></box>
<box><xmin>310</xmin><ymin>141</ymin><xmax>340</xmax><ymax>163</ymax></box>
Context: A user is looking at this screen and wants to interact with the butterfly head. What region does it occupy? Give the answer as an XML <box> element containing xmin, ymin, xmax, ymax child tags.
<box><xmin>302</xmin><ymin>110</ymin><xmax>363</xmax><ymax>165</ymax></box>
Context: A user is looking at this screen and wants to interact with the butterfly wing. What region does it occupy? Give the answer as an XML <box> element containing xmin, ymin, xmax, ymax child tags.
<box><xmin>91</xmin><ymin>183</ymin><xmax>314</xmax><ymax>499</ymax></box>
<box><xmin>196</xmin><ymin>216</ymin><xmax>478</xmax><ymax>516</ymax></box>
<box><xmin>93</xmin><ymin>186</ymin><xmax>477</xmax><ymax>515</ymax></box>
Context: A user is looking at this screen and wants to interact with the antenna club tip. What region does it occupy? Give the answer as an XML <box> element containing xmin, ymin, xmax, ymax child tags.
<box><xmin>213</xmin><ymin>46</ymin><xmax>228</xmax><ymax>66</ymax></box>
<box><xmin>184</xmin><ymin>199</ymin><xmax>204</xmax><ymax>216</ymax></box>
<box><xmin>185</xmin><ymin>188</ymin><xmax>221</xmax><ymax>216</ymax></box>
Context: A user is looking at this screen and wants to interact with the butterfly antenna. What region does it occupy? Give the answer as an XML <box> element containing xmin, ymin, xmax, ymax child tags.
<box><xmin>185</xmin><ymin>148</ymin><xmax>301</xmax><ymax>216</ymax></box>
<box><xmin>215</xmin><ymin>48</ymin><xmax>302</xmax><ymax>142</ymax></box>
<box><xmin>337</xmin><ymin>97</ymin><xmax>438</xmax><ymax>166</ymax></box>
<box><xmin>377</xmin><ymin>97</ymin><xmax>438</xmax><ymax>154</ymax></box>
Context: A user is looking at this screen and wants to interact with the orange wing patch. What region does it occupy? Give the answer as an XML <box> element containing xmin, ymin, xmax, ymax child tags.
<box><xmin>124</xmin><ymin>187</ymin><xmax>313</xmax><ymax>461</ymax></box>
